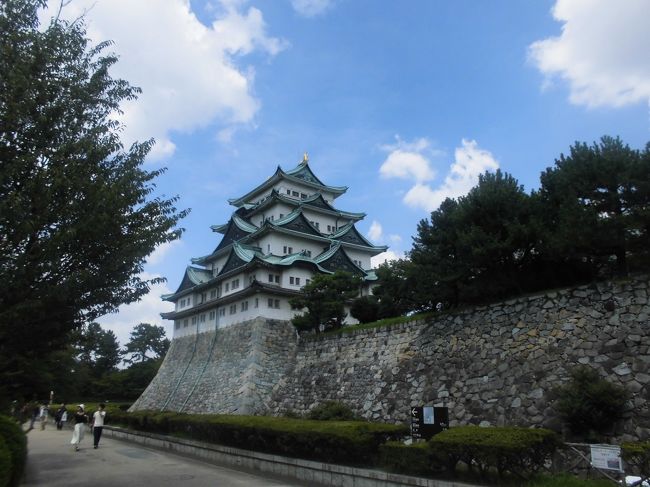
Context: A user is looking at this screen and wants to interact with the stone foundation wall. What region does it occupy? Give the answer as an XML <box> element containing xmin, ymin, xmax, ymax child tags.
<box><xmin>131</xmin><ymin>318</ymin><xmax>297</xmax><ymax>414</ymax></box>
<box><xmin>265</xmin><ymin>276</ymin><xmax>650</xmax><ymax>440</ymax></box>
<box><xmin>134</xmin><ymin>276</ymin><xmax>650</xmax><ymax>441</ymax></box>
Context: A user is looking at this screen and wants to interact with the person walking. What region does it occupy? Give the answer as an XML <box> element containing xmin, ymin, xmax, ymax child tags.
<box><xmin>92</xmin><ymin>403</ymin><xmax>106</xmax><ymax>449</ymax></box>
<box><xmin>38</xmin><ymin>403</ymin><xmax>49</xmax><ymax>430</ymax></box>
<box><xmin>70</xmin><ymin>405</ymin><xmax>88</xmax><ymax>451</ymax></box>
<box><xmin>54</xmin><ymin>403</ymin><xmax>67</xmax><ymax>430</ymax></box>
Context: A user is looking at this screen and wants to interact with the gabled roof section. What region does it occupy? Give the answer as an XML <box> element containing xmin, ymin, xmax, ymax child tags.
<box><xmin>218</xmin><ymin>243</ymin><xmax>255</xmax><ymax>275</ymax></box>
<box><xmin>210</xmin><ymin>215</ymin><xmax>257</xmax><ymax>235</ymax></box>
<box><xmin>212</xmin><ymin>216</ymin><xmax>257</xmax><ymax>252</ymax></box>
<box><xmin>285</xmin><ymin>159</ymin><xmax>326</xmax><ymax>186</ymax></box>
<box><xmin>331</xmin><ymin>223</ymin><xmax>388</xmax><ymax>251</ymax></box>
<box><xmin>275</xmin><ymin>208</ymin><xmax>323</xmax><ymax>236</ymax></box>
<box><xmin>228</xmin><ymin>157</ymin><xmax>347</xmax><ymax>208</ymax></box>
<box><xmin>315</xmin><ymin>243</ymin><xmax>366</xmax><ymax>275</ymax></box>
<box><xmin>246</xmin><ymin>189</ymin><xmax>365</xmax><ymax>222</ymax></box>
<box><xmin>165</xmin><ymin>266</ymin><xmax>212</xmax><ymax>297</ymax></box>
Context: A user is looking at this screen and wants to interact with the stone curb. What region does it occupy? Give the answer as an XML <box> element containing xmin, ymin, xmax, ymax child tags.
<box><xmin>104</xmin><ymin>426</ymin><xmax>476</xmax><ymax>487</ymax></box>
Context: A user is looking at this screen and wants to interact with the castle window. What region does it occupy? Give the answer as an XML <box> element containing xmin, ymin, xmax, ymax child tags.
<box><xmin>283</xmin><ymin>246</ymin><xmax>293</xmax><ymax>254</ymax></box>
<box><xmin>229</xmin><ymin>304</ymin><xmax>236</xmax><ymax>315</ymax></box>
<box><xmin>300</xmin><ymin>193</ymin><xmax>307</xmax><ymax>198</ymax></box>
<box><xmin>274</xmin><ymin>299</ymin><xmax>280</xmax><ymax>308</ymax></box>
<box><xmin>268</xmin><ymin>274</ymin><xmax>273</xmax><ymax>283</ymax></box>
<box><xmin>295</xmin><ymin>277</ymin><xmax>301</xmax><ymax>285</ymax></box>
<box><xmin>225</xmin><ymin>282</ymin><xmax>229</xmax><ymax>292</ymax></box>
<box><xmin>275</xmin><ymin>275</ymin><xmax>280</xmax><ymax>284</ymax></box>
<box><xmin>241</xmin><ymin>301</ymin><xmax>248</xmax><ymax>311</ymax></box>
<box><xmin>303</xmin><ymin>249</ymin><xmax>312</xmax><ymax>257</ymax></box>
<box><xmin>210</xmin><ymin>289</ymin><xmax>217</xmax><ymax>299</ymax></box>
<box><xmin>267</xmin><ymin>298</ymin><xmax>273</xmax><ymax>308</ymax></box>
<box><xmin>232</xmin><ymin>278</ymin><xmax>240</xmax><ymax>290</ymax></box>
<box><xmin>279</xmin><ymin>214</ymin><xmax>284</xmax><ymax>218</ymax></box>
<box><xmin>219</xmin><ymin>308</ymin><xmax>225</xmax><ymax>317</ymax></box>
<box><xmin>191</xmin><ymin>316</ymin><xmax>197</xmax><ymax>325</ymax></box>
<box><xmin>292</xmin><ymin>191</ymin><xmax>299</xmax><ymax>197</ymax></box>
<box><xmin>209</xmin><ymin>311</ymin><xmax>216</xmax><ymax>320</ymax></box>
<box><xmin>200</xmin><ymin>314</ymin><xmax>206</xmax><ymax>323</ymax></box>
<box><xmin>255</xmin><ymin>298</ymin><xmax>259</xmax><ymax>308</ymax></box>
<box><xmin>289</xmin><ymin>277</ymin><xmax>294</xmax><ymax>285</ymax></box>
<box><xmin>286</xmin><ymin>189</ymin><xmax>291</xmax><ymax>195</ymax></box>
<box><xmin>184</xmin><ymin>319</ymin><xmax>189</xmax><ymax>328</ymax></box>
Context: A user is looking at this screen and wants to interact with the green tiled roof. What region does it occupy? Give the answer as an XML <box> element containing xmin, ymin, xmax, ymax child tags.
<box><xmin>228</xmin><ymin>160</ymin><xmax>347</xmax><ymax>207</ymax></box>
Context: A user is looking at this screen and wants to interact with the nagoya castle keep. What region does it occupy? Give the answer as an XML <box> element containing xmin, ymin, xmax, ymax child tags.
<box><xmin>130</xmin><ymin>155</ymin><xmax>388</xmax><ymax>414</ymax></box>
<box><xmin>131</xmin><ymin>155</ymin><xmax>650</xmax><ymax>439</ymax></box>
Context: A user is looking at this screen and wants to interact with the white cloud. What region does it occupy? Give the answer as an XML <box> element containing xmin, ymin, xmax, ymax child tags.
<box><xmin>381</xmin><ymin>138</ymin><xmax>499</xmax><ymax>213</ymax></box>
<box><xmin>291</xmin><ymin>0</ymin><xmax>334</xmax><ymax>17</ymax></box>
<box><xmin>146</xmin><ymin>240</ymin><xmax>182</xmax><ymax>266</ymax></box>
<box><xmin>389</xmin><ymin>234</ymin><xmax>402</xmax><ymax>244</ymax></box>
<box><xmin>371</xmin><ymin>250</ymin><xmax>400</xmax><ymax>268</ymax></box>
<box><xmin>367</xmin><ymin>220</ymin><xmax>383</xmax><ymax>242</ymax></box>
<box><xmin>529</xmin><ymin>0</ymin><xmax>650</xmax><ymax>108</ymax></box>
<box><xmin>97</xmin><ymin>274</ymin><xmax>175</xmax><ymax>347</ymax></box>
<box><xmin>379</xmin><ymin>136</ymin><xmax>439</xmax><ymax>182</ymax></box>
<box><xmin>40</xmin><ymin>0</ymin><xmax>286</xmax><ymax>160</ymax></box>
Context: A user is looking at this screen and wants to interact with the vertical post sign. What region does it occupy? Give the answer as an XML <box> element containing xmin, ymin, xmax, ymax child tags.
<box><xmin>411</xmin><ymin>406</ymin><xmax>449</xmax><ymax>440</ymax></box>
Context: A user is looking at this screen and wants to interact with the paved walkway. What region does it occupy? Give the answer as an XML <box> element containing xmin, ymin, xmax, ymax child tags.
<box><xmin>21</xmin><ymin>425</ymin><xmax>311</xmax><ymax>487</ymax></box>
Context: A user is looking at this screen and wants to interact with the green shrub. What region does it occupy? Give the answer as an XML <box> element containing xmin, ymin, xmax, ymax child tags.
<box><xmin>308</xmin><ymin>401</ymin><xmax>357</xmax><ymax>421</ymax></box>
<box><xmin>379</xmin><ymin>441</ymin><xmax>445</xmax><ymax>475</ymax></box>
<box><xmin>0</xmin><ymin>435</ymin><xmax>11</xmax><ymax>487</ymax></box>
<box><xmin>622</xmin><ymin>441</ymin><xmax>650</xmax><ymax>484</ymax></box>
<box><xmin>527</xmin><ymin>473</ymin><xmax>614</xmax><ymax>487</ymax></box>
<box><xmin>429</xmin><ymin>426</ymin><xmax>561</xmax><ymax>479</ymax></box>
<box><xmin>0</xmin><ymin>415</ymin><xmax>27</xmax><ymax>486</ymax></box>
<box><xmin>551</xmin><ymin>366</ymin><xmax>629</xmax><ymax>438</ymax></box>
<box><xmin>108</xmin><ymin>410</ymin><xmax>407</xmax><ymax>465</ymax></box>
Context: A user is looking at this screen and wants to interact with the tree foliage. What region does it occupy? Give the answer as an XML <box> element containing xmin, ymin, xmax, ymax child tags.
<box><xmin>75</xmin><ymin>322</ymin><xmax>121</xmax><ymax>374</ymax></box>
<box><xmin>290</xmin><ymin>271</ymin><xmax>362</xmax><ymax>332</ymax></box>
<box><xmin>538</xmin><ymin>136</ymin><xmax>650</xmax><ymax>277</ymax></box>
<box><xmin>123</xmin><ymin>323</ymin><xmax>169</xmax><ymax>364</ymax></box>
<box><xmin>377</xmin><ymin>138</ymin><xmax>650</xmax><ymax>317</ymax></box>
<box><xmin>550</xmin><ymin>366</ymin><xmax>630</xmax><ymax>439</ymax></box>
<box><xmin>0</xmin><ymin>0</ymin><xmax>187</xmax><ymax>399</ymax></box>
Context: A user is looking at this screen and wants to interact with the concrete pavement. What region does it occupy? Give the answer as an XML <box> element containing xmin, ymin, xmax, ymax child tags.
<box><xmin>21</xmin><ymin>425</ymin><xmax>311</xmax><ymax>487</ymax></box>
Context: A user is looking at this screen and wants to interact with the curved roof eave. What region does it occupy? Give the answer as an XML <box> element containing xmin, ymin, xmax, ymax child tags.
<box><xmin>228</xmin><ymin>165</ymin><xmax>347</xmax><ymax>207</ymax></box>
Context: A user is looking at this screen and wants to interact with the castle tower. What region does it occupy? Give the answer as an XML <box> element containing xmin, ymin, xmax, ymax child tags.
<box><xmin>128</xmin><ymin>156</ymin><xmax>387</xmax><ymax>413</ymax></box>
<box><xmin>161</xmin><ymin>155</ymin><xmax>388</xmax><ymax>338</ymax></box>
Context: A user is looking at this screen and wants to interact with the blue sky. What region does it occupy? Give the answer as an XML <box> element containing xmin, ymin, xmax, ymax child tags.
<box><xmin>42</xmin><ymin>0</ymin><xmax>650</xmax><ymax>345</ymax></box>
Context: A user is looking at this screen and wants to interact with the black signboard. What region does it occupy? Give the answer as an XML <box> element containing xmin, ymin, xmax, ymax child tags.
<box><xmin>410</xmin><ymin>406</ymin><xmax>449</xmax><ymax>440</ymax></box>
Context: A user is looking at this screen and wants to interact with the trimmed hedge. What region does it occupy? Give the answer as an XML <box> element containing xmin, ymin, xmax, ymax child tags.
<box><xmin>379</xmin><ymin>441</ymin><xmax>445</xmax><ymax>475</ymax></box>
<box><xmin>0</xmin><ymin>435</ymin><xmax>10</xmax><ymax>487</ymax></box>
<box><xmin>429</xmin><ymin>426</ymin><xmax>561</xmax><ymax>479</ymax></box>
<box><xmin>109</xmin><ymin>410</ymin><xmax>408</xmax><ymax>465</ymax></box>
<box><xmin>0</xmin><ymin>415</ymin><xmax>27</xmax><ymax>487</ymax></box>
<box><xmin>622</xmin><ymin>441</ymin><xmax>650</xmax><ymax>484</ymax></box>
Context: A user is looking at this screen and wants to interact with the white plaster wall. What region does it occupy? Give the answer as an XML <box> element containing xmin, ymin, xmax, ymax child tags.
<box><xmin>343</xmin><ymin>248</ymin><xmax>373</xmax><ymax>270</ymax></box>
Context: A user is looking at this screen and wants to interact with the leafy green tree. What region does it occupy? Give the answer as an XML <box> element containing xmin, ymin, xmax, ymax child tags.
<box><xmin>123</xmin><ymin>323</ymin><xmax>169</xmax><ymax>363</ymax></box>
<box><xmin>0</xmin><ymin>0</ymin><xmax>187</xmax><ymax>399</ymax></box>
<box><xmin>410</xmin><ymin>170</ymin><xmax>536</xmax><ymax>307</ymax></box>
<box><xmin>551</xmin><ymin>366</ymin><xmax>630</xmax><ymax>439</ymax></box>
<box><xmin>372</xmin><ymin>259</ymin><xmax>420</xmax><ymax>317</ymax></box>
<box><xmin>349</xmin><ymin>295</ymin><xmax>379</xmax><ymax>324</ymax></box>
<box><xmin>539</xmin><ymin>136</ymin><xmax>650</xmax><ymax>277</ymax></box>
<box><xmin>75</xmin><ymin>322</ymin><xmax>121</xmax><ymax>375</ymax></box>
<box><xmin>290</xmin><ymin>271</ymin><xmax>362</xmax><ymax>332</ymax></box>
